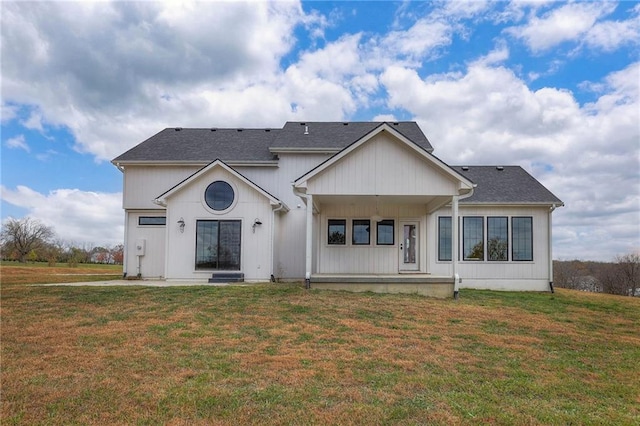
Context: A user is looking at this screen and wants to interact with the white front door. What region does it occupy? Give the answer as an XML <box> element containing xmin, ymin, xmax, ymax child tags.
<box><xmin>399</xmin><ymin>221</ymin><xmax>419</xmax><ymax>272</ymax></box>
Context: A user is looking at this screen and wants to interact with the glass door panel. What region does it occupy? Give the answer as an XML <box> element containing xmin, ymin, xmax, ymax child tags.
<box><xmin>399</xmin><ymin>222</ymin><xmax>419</xmax><ymax>271</ymax></box>
<box><xmin>196</xmin><ymin>220</ymin><xmax>241</xmax><ymax>270</ymax></box>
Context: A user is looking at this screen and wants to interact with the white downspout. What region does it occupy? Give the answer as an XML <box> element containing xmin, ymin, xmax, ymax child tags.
<box><xmin>305</xmin><ymin>194</ymin><xmax>314</xmax><ymax>289</ymax></box>
<box><xmin>452</xmin><ymin>186</ymin><xmax>476</xmax><ymax>299</ymax></box>
<box><xmin>122</xmin><ymin>211</ymin><xmax>129</xmax><ymax>278</ymax></box>
<box><xmin>548</xmin><ymin>204</ymin><xmax>557</xmax><ymax>293</ymax></box>
<box><xmin>293</xmin><ymin>187</ymin><xmax>314</xmax><ymax>289</ymax></box>
<box><xmin>452</xmin><ymin>195</ymin><xmax>460</xmax><ymax>298</ymax></box>
<box><xmin>270</xmin><ymin>203</ymin><xmax>286</xmax><ymax>282</ymax></box>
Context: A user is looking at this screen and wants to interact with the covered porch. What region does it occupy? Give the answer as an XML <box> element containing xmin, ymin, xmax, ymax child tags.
<box><xmin>292</xmin><ymin>123</ymin><xmax>475</xmax><ymax>297</ymax></box>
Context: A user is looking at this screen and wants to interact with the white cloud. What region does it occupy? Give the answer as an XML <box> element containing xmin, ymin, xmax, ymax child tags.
<box><xmin>1</xmin><ymin>185</ymin><xmax>123</xmax><ymax>246</ymax></box>
<box><xmin>380</xmin><ymin>61</ymin><xmax>640</xmax><ymax>260</ymax></box>
<box><xmin>5</xmin><ymin>134</ymin><xmax>30</xmax><ymax>153</ymax></box>
<box><xmin>0</xmin><ymin>1</ymin><xmax>307</xmax><ymax>161</ymax></box>
<box><xmin>507</xmin><ymin>2</ymin><xmax>617</xmax><ymax>52</ymax></box>
<box><xmin>1</xmin><ymin>104</ymin><xmax>19</xmax><ymax>123</ymax></box>
<box><xmin>381</xmin><ymin>19</ymin><xmax>453</xmax><ymax>64</ymax></box>
<box><xmin>584</xmin><ymin>15</ymin><xmax>640</xmax><ymax>51</ymax></box>
<box><xmin>20</xmin><ymin>109</ymin><xmax>45</xmax><ymax>132</ymax></box>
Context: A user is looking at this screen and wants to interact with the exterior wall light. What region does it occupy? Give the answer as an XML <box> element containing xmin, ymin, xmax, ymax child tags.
<box><xmin>252</xmin><ymin>218</ymin><xmax>262</xmax><ymax>233</ymax></box>
<box><xmin>177</xmin><ymin>218</ymin><xmax>185</xmax><ymax>233</ymax></box>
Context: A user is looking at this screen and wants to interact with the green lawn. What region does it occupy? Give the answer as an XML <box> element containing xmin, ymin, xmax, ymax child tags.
<box><xmin>1</xmin><ymin>272</ymin><xmax>639</xmax><ymax>425</ymax></box>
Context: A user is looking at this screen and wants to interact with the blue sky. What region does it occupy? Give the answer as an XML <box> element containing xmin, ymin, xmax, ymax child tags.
<box><xmin>1</xmin><ymin>1</ymin><xmax>639</xmax><ymax>260</ymax></box>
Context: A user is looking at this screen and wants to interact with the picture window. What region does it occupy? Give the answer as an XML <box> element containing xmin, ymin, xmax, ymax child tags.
<box><xmin>376</xmin><ymin>220</ymin><xmax>394</xmax><ymax>245</ymax></box>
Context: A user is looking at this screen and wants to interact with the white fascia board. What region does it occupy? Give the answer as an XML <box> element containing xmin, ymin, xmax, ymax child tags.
<box><xmin>458</xmin><ymin>201</ymin><xmax>565</xmax><ymax>207</ymax></box>
<box><xmin>269</xmin><ymin>147</ymin><xmax>342</xmax><ymax>154</ymax></box>
<box><xmin>112</xmin><ymin>160</ymin><xmax>278</xmax><ymax>167</ymax></box>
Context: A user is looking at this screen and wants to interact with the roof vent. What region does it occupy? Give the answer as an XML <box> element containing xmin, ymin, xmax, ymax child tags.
<box><xmin>265</xmin><ymin>129</ymin><xmax>271</xmax><ymax>132</ymax></box>
<box><xmin>175</xmin><ymin>127</ymin><xmax>182</xmax><ymax>131</ymax></box>
<box><xmin>210</xmin><ymin>128</ymin><xmax>217</xmax><ymax>132</ymax></box>
<box><xmin>237</xmin><ymin>129</ymin><xmax>243</xmax><ymax>132</ymax></box>
<box><xmin>393</xmin><ymin>122</ymin><xmax>399</xmax><ymax>125</ymax></box>
<box><xmin>304</xmin><ymin>125</ymin><xmax>309</xmax><ymax>135</ymax></box>
<box><xmin>496</xmin><ymin>166</ymin><xmax>504</xmax><ymax>171</ymax></box>
<box><xmin>461</xmin><ymin>166</ymin><xmax>469</xmax><ymax>171</ymax></box>
<box><xmin>300</xmin><ymin>122</ymin><xmax>306</xmax><ymax>125</ymax></box>
<box><xmin>343</xmin><ymin>122</ymin><xmax>348</xmax><ymax>125</ymax></box>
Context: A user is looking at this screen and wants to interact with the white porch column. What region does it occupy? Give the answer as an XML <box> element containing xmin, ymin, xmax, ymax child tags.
<box><xmin>305</xmin><ymin>194</ymin><xmax>313</xmax><ymax>288</ymax></box>
<box><xmin>451</xmin><ymin>195</ymin><xmax>460</xmax><ymax>298</ymax></box>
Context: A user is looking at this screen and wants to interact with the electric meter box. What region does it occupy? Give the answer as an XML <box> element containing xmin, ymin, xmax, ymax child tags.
<box><xmin>135</xmin><ymin>239</ymin><xmax>146</xmax><ymax>256</ymax></box>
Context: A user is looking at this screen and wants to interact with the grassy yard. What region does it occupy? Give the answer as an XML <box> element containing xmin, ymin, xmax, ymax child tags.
<box><xmin>1</xmin><ymin>264</ymin><xmax>639</xmax><ymax>425</ymax></box>
<box><xmin>1</xmin><ymin>261</ymin><xmax>123</xmax><ymax>286</ymax></box>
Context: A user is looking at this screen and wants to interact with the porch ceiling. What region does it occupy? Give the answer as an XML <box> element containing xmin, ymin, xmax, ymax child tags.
<box><xmin>314</xmin><ymin>194</ymin><xmax>452</xmax><ymax>211</ymax></box>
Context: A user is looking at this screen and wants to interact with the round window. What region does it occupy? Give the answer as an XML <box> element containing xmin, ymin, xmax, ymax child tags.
<box><xmin>205</xmin><ymin>181</ymin><xmax>235</xmax><ymax>211</ymax></box>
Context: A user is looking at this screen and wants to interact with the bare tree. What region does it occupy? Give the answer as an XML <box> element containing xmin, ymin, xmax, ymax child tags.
<box><xmin>1</xmin><ymin>217</ymin><xmax>55</xmax><ymax>263</ymax></box>
<box><xmin>616</xmin><ymin>253</ymin><xmax>639</xmax><ymax>296</ymax></box>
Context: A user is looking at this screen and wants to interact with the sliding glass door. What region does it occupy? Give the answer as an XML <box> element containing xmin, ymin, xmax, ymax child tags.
<box><xmin>195</xmin><ymin>220</ymin><xmax>241</xmax><ymax>270</ymax></box>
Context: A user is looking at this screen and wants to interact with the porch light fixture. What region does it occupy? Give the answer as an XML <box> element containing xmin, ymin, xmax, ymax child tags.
<box><xmin>177</xmin><ymin>218</ymin><xmax>185</xmax><ymax>233</ymax></box>
<box><xmin>252</xmin><ymin>218</ymin><xmax>263</xmax><ymax>233</ymax></box>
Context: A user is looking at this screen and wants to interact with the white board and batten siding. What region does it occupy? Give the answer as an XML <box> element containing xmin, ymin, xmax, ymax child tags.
<box><xmin>123</xmin><ymin>165</ymin><xmax>201</xmax><ymax>209</ymax></box>
<box><xmin>428</xmin><ymin>205</ymin><xmax>552</xmax><ymax>291</ymax></box>
<box><xmin>162</xmin><ymin>166</ymin><xmax>274</xmax><ymax>281</ymax></box>
<box><xmin>125</xmin><ymin>211</ymin><xmax>167</xmax><ymax>279</ymax></box>
<box><xmin>237</xmin><ymin>153</ymin><xmax>336</xmax><ymax>280</ymax></box>
<box><xmin>317</xmin><ymin>203</ymin><xmax>428</xmax><ymax>275</ymax></box>
<box><xmin>306</xmin><ymin>133</ymin><xmax>459</xmax><ymax>196</ymax></box>
<box><xmin>237</xmin><ymin>153</ymin><xmax>332</xmax><ymax>208</ymax></box>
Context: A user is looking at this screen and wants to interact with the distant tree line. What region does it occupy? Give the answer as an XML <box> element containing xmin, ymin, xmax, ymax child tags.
<box><xmin>1</xmin><ymin>217</ymin><xmax>123</xmax><ymax>266</ymax></box>
<box><xmin>554</xmin><ymin>254</ymin><xmax>639</xmax><ymax>297</ymax></box>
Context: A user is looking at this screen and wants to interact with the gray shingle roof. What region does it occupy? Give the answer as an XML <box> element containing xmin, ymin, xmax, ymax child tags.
<box><xmin>113</xmin><ymin>128</ymin><xmax>278</xmax><ymax>163</ymax></box>
<box><xmin>454</xmin><ymin>166</ymin><xmax>563</xmax><ymax>205</ymax></box>
<box><xmin>112</xmin><ymin>121</ymin><xmax>432</xmax><ymax>163</ymax></box>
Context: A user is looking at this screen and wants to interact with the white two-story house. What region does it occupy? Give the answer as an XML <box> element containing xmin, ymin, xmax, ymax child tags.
<box><xmin>112</xmin><ymin>122</ymin><xmax>563</xmax><ymax>297</ymax></box>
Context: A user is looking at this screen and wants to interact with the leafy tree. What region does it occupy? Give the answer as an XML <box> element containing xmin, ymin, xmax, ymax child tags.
<box><xmin>0</xmin><ymin>217</ymin><xmax>55</xmax><ymax>263</ymax></box>
<box><xmin>111</xmin><ymin>244</ymin><xmax>124</xmax><ymax>265</ymax></box>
